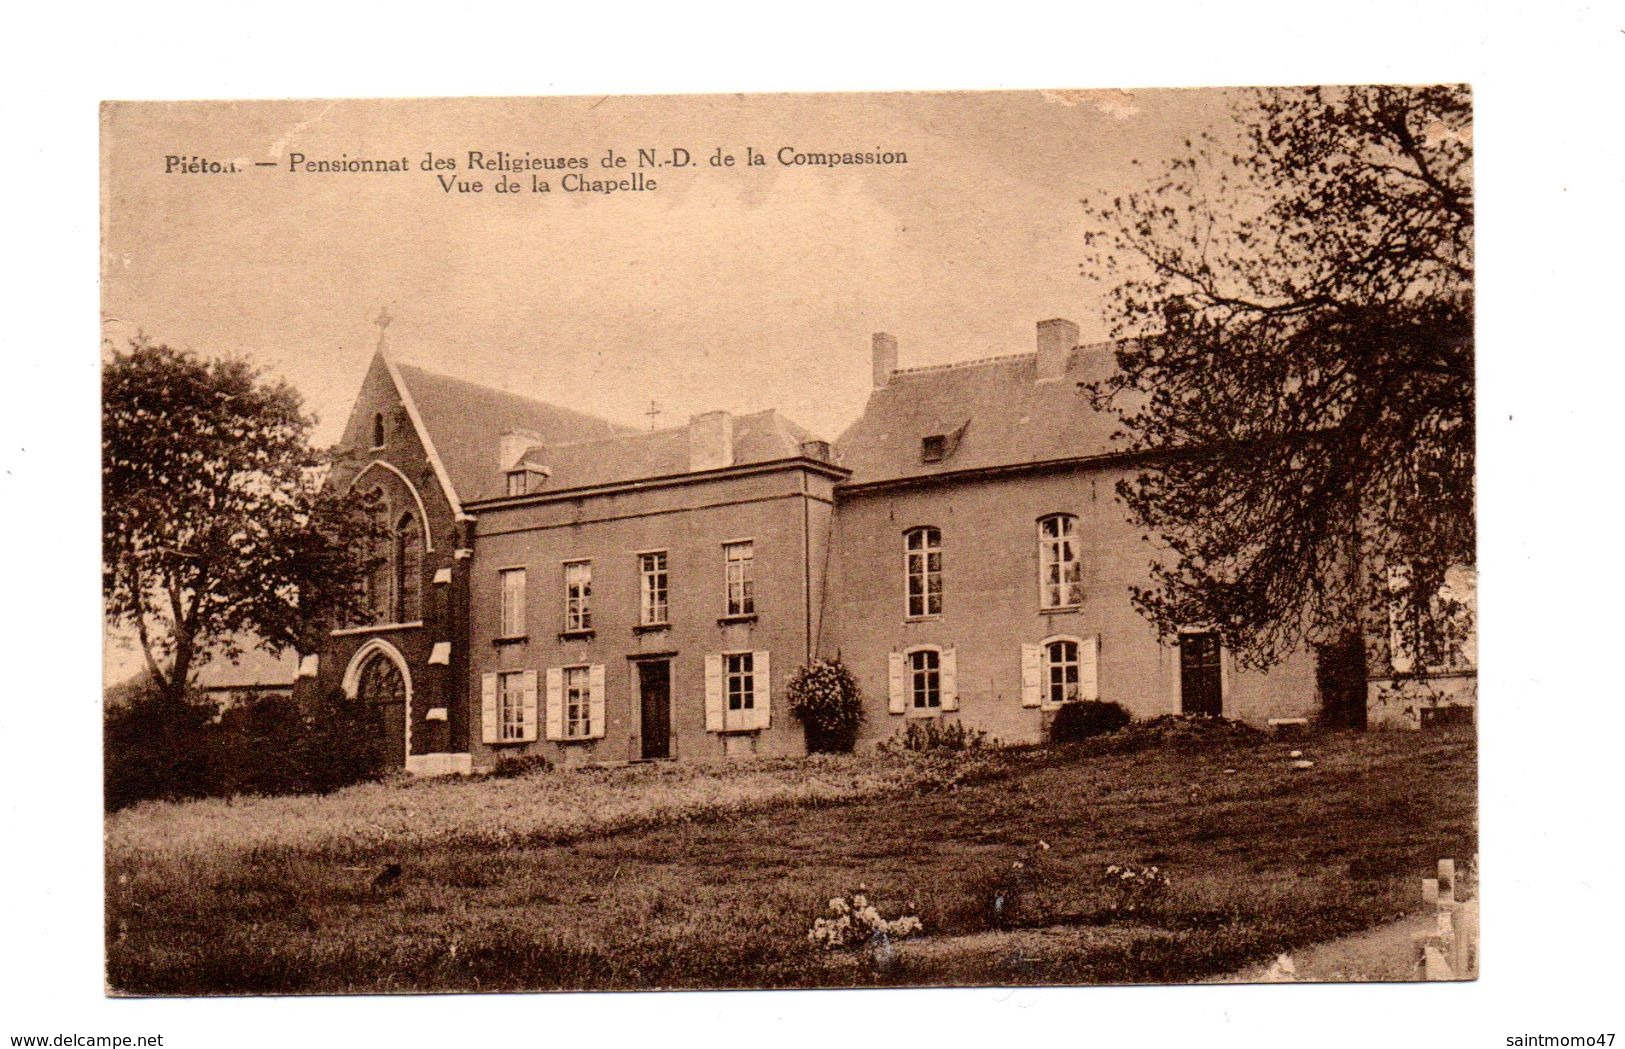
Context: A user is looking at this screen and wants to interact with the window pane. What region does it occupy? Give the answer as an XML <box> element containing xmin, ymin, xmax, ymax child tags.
<box><xmin>565</xmin><ymin>562</ymin><xmax>592</xmax><ymax>630</ymax></box>
<box><xmin>499</xmin><ymin>671</ymin><xmax>526</xmax><ymax>740</ymax></box>
<box><xmin>499</xmin><ymin>569</ymin><xmax>526</xmax><ymax>636</ymax></box>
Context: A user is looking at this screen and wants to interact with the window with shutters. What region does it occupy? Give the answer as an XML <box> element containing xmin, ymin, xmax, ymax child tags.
<box><xmin>563</xmin><ymin>560</ymin><xmax>592</xmax><ymax>633</ymax></box>
<box><xmin>724</xmin><ymin>540</ymin><xmax>755</xmax><ymax>616</ymax></box>
<box><xmin>1044</xmin><ymin>638</ymin><xmax>1080</xmax><ymax>705</ymax></box>
<box><xmin>639</xmin><ymin>551</ymin><xmax>669</xmax><ymax>626</ymax></box>
<box><xmin>904</xmin><ymin>527</ymin><xmax>942</xmax><ymax>618</ymax></box>
<box><xmin>1038</xmin><ymin>514</ymin><xmax>1083</xmax><ymax>609</ymax></box>
<box><xmin>563</xmin><ymin>665</ymin><xmax>592</xmax><ymax>738</ymax></box>
<box><xmin>725</xmin><ymin>652</ymin><xmax>755</xmax><ymax>712</ymax></box>
<box><xmin>497</xmin><ymin>670</ymin><xmax>528</xmax><ymax>741</ymax></box>
<box><xmin>498</xmin><ymin>567</ymin><xmax>527</xmax><ymax>638</ymax></box>
<box><xmin>909</xmin><ymin>648</ymin><xmax>941</xmax><ymax>709</ymax></box>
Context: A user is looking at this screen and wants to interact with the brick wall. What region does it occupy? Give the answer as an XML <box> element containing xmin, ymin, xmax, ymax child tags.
<box><xmin>465</xmin><ymin>467</ymin><xmax>838</xmax><ymax>768</ymax></box>
<box><xmin>823</xmin><ymin>464</ymin><xmax>1322</xmax><ymax>748</ymax></box>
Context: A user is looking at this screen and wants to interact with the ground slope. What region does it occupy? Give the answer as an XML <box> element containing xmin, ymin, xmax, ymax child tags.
<box><xmin>106</xmin><ymin>726</ymin><xmax>1476</xmax><ymax>993</ymax></box>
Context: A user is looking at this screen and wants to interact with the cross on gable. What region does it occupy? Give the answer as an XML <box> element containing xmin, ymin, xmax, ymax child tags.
<box><xmin>373</xmin><ymin>306</ymin><xmax>394</xmax><ymax>350</ymax></box>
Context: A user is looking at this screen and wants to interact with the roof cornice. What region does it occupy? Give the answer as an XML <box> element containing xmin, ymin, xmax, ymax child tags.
<box><xmin>835</xmin><ymin>449</ymin><xmax>1159</xmax><ymax>496</ymax></box>
<box><xmin>835</xmin><ymin>436</ymin><xmax>1281</xmax><ymax>497</ymax></box>
<box><xmin>464</xmin><ymin>455</ymin><xmax>849</xmax><ymax>511</ymax></box>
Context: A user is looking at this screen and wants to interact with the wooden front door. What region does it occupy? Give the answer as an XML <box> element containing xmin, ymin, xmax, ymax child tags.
<box><xmin>1179</xmin><ymin>632</ymin><xmax>1223</xmax><ymax>717</ymax></box>
<box><xmin>638</xmin><ymin>660</ymin><xmax>672</xmax><ymax>760</ymax></box>
<box><xmin>1315</xmin><ymin>633</ymin><xmax>1369</xmax><ymax>730</ymax></box>
<box><xmin>356</xmin><ymin>653</ymin><xmax>409</xmax><ymax>770</ymax></box>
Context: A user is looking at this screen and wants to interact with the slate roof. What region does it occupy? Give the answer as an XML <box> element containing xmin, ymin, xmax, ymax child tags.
<box><xmin>392</xmin><ymin>363</ymin><xmax>636</xmax><ymax>504</ymax></box>
<box><xmin>497</xmin><ymin>409</ymin><xmax>827</xmax><ymax>497</ymax></box>
<box><xmin>834</xmin><ymin>343</ymin><xmax>1139</xmax><ymax>488</ymax></box>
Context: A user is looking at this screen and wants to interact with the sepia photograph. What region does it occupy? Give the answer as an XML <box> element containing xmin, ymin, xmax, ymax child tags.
<box><xmin>97</xmin><ymin>84</ymin><xmax>1481</xmax><ymax>996</ymax></box>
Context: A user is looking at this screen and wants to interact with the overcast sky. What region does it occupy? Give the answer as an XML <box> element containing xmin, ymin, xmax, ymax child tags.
<box><xmin>101</xmin><ymin>89</ymin><xmax>1239</xmax><ymax>446</ymax></box>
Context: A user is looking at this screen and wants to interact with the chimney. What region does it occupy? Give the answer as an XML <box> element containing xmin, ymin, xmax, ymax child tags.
<box><xmin>688</xmin><ymin>410</ymin><xmax>734</xmax><ymax>472</ymax></box>
<box><xmin>500</xmin><ymin>428</ymin><xmax>542</xmax><ymax>470</ymax></box>
<box><xmin>1036</xmin><ymin>318</ymin><xmax>1080</xmax><ymax>382</ymax></box>
<box><xmin>872</xmin><ymin>332</ymin><xmax>898</xmax><ymax>388</ymax></box>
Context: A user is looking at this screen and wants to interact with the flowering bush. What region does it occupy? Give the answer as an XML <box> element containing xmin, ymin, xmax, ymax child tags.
<box><xmin>786</xmin><ymin>658</ymin><xmax>865</xmax><ymax>753</ymax></box>
<box><xmin>806</xmin><ymin>889</ymin><xmax>923</xmax><ymax>951</ymax></box>
<box><xmin>1100</xmin><ymin>863</ymin><xmax>1170</xmax><ymax>915</ymax></box>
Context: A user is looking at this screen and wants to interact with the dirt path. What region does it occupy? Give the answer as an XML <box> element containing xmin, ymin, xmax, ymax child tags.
<box><xmin>820</xmin><ymin>914</ymin><xmax>1441</xmax><ymax>986</ymax></box>
<box><xmin>1214</xmin><ymin>912</ymin><xmax>1438</xmax><ymax>983</ymax></box>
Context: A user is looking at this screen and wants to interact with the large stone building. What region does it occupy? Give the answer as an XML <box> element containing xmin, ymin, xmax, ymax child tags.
<box><xmin>296</xmin><ymin>321</ymin><xmax>1475</xmax><ymax>772</ymax></box>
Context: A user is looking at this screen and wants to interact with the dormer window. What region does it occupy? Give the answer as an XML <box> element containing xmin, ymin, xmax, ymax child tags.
<box><xmin>919</xmin><ymin>421</ymin><xmax>968</xmax><ymax>464</ymax></box>
<box><xmin>504</xmin><ymin>463</ymin><xmax>550</xmax><ymax>497</ymax></box>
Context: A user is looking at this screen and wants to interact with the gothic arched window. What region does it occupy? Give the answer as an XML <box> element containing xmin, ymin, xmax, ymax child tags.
<box><xmin>362</xmin><ymin>488</ymin><xmax>394</xmax><ymax>624</ymax></box>
<box><xmin>356</xmin><ymin>653</ymin><xmax>406</xmax><ymax>705</ymax></box>
<box><xmin>396</xmin><ymin>512</ymin><xmax>422</xmax><ymax>622</ymax></box>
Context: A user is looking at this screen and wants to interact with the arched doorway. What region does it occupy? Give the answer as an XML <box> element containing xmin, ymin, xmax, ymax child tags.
<box><xmin>343</xmin><ymin>640</ymin><xmax>412</xmax><ymax>769</ymax></box>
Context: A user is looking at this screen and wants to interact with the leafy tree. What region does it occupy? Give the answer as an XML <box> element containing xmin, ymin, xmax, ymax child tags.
<box><xmin>103</xmin><ymin>337</ymin><xmax>378</xmax><ymax>706</ymax></box>
<box><xmin>1083</xmin><ymin>85</ymin><xmax>1473</xmax><ymax>671</ymax></box>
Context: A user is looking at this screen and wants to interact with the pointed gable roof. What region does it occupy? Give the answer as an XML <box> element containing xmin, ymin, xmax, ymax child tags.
<box><xmin>389</xmin><ymin>362</ymin><xmax>635</xmax><ymax>504</ymax></box>
<box><xmin>834</xmin><ymin>342</ymin><xmax>1135</xmax><ymax>488</ymax></box>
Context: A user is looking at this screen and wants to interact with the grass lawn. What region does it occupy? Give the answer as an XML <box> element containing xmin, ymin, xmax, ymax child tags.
<box><xmin>105</xmin><ymin>724</ymin><xmax>1475</xmax><ymax>993</ymax></box>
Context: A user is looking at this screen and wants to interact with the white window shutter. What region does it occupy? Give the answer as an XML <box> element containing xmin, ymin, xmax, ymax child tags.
<box><xmin>888</xmin><ymin>652</ymin><xmax>906</xmax><ymax>714</ymax></box>
<box><xmin>753</xmin><ymin>650</ymin><xmax>771</xmax><ymax>729</ymax></box>
<box><xmin>521</xmin><ymin>670</ymin><xmax>539</xmax><ymax>742</ymax></box>
<box><xmin>589</xmin><ymin>664</ymin><xmax>607</xmax><ymax>739</ymax></box>
<box><xmin>704</xmin><ymin>653</ymin><xmax>724</xmax><ymax>732</ymax></box>
<box><xmin>1080</xmin><ymin>636</ymin><xmax>1100</xmax><ymax>701</ymax></box>
<box><xmin>545</xmin><ymin>667</ymin><xmax>564</xmax><ymax>741</ymax></box>
<box><xmin>940</xmin><ymin>647</ymin><xmax>958</xmax><ymax>711</ymax></box>
<box><xmin>1021</xmin><ymin>643</ymin><xmax>1041</xmax><ymax>707</ymax></box>
<box><xmin>481</xmin><ymin>673</ymin><xmax>498</xmax><ymax>743</ymax></box>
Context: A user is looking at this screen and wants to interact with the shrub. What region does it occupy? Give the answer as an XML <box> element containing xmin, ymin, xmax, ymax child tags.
<box><xmin>878</xmin><ymin>718</ymin><xmax>989</xmax><ymax>754</ymax></box>
<box><xmin>1049</xmin><ymin>700</ymin><xmax>1132</xmax><ymax>743</ymax></box>
<box><xmin>786</xmin><ymin>658</ymin><xmax>865</xmax><ymax>753</ymax></box>
<box><xmin>104</xmin><ymin>691</ymin><xmax>221</xmax><ymax>810</ymax></box>
<box><xmin>487</xmin><ymin>754</ymin><xmax>555</xmax><ymax>779</ymax></box>
<box><xmin>1084</xmin><ymin>714</ymin><xmax>1266</xmax><ymax>754</ymax></box>
<box><xmin>1100</xmin><ymin>863</ymin><xmax>1170</xmax><ymax>917</ymax></box>
<box><xmin>298</xmin><ymin>689</ymin><xmax>390</xmax><ymax>794</ymax></box>
<box><xmin>102</xmin><ymin>687</ymin><xmax>385</xmax><ymax>811</ymax></box>
<box><xmin>214</xmin><ymin>694</ymin><xmax>314</xmax><ymax>797</ymax></box>
<box><xmin>954</xmin><ymin>840</ymin><xmax>1055</xmax><ymax>931</ymax></box>
<box><xmin>807</xmin><ymin>889</ymin><xmax>923</xmax><ymax>950</ymax></box>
